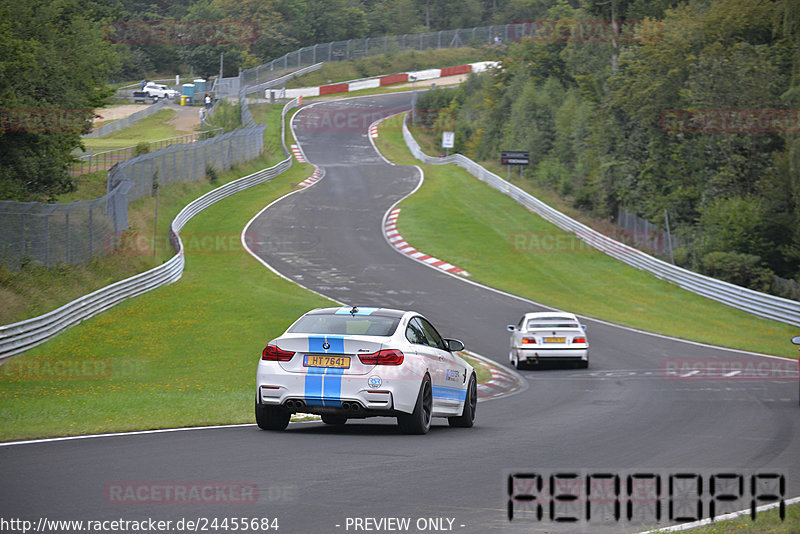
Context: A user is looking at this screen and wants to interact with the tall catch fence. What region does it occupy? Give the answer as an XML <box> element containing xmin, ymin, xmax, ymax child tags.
<box><xmin>0</xmin><ymin>125</ymin><xmax>266</xmax><ymax>268</ymax></box>
<box><xmin>107</xmin><ymin>125</ymin><xmax>266</xmax><ymax>205</ymax></box>
<box><xmin>616</xmin><ymin>208</ymin><xmax>681</xmax><ymax>262</ymax></box>
<box><xmin>0</xmin><ymin>184</ymin><xmax>129</xmax><ymax>270</ymax></box>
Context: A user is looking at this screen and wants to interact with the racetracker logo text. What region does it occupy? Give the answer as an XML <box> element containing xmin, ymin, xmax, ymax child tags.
<box><xmin>105</xmin><ymin>483</ymin><xmax>259</xmax><ymax>505</ymax></box>
<box><xmin>660</xmin><ymin>109</ymin><xmax>800</xmax><ymax>133</ymax></box>
<box><xmin>105</xmin><ymin>21</ymin><xmax>257</xmax><ymax>45</ymax></box>
<box><xmin>294</xmin><ymin>108</ymin><xmax>406</xmax><ymax>133</ymax></box>
<box><xmin>660</xmin><ymin>357</ymin><xmax>798</xmax><ymax>381</ymax></box>
<box><xmin>508</xmin><ymin>19</ymin><xmax>664</xmax><ymax>44</ymax></box>
<box><xmin>0</xmin><ymin>108</ymin><xmax>92</xmax><ymax>134</ymax></box>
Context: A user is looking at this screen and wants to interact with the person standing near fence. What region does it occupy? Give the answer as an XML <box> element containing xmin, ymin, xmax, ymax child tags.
<box><xmin>204</xmin><ymin>93</ymin><xmax>211</xmax><ymax>109</ymax></box>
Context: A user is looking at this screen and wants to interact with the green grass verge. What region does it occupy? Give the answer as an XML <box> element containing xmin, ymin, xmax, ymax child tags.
<box><xmin>0</xmin><ymin>162</ymin><xmax>333</xmax><ymax>441</ymax></box>
<box><xmin>375</xmin><ymin>115</ymin><xmax>799</xmax><ymax>358</ymax></box>
<box><xmin>654</xmin><ymin>502</ymin><xmax>799</xmax><ymax>533</ymax></box>
<box><xmin>82</xmin><ymin>108</ymin><xmax>190</xmax><ymax>150</ymax></box>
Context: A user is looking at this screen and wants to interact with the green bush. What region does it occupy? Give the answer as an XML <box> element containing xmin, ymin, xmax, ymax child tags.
<box><xmin>701</xmin><ymin>251</ymin><xmax>773</xmax><ymax>292</ymax></box>
<box><xmin>205</xmin><ymin>165</ymin><xmax>218</xmax><ymax>184</ymax></box>
<box><xmin>134</xmin><ymin>142</ymin><xmax>150</xmax><ymax>156</ymax></box>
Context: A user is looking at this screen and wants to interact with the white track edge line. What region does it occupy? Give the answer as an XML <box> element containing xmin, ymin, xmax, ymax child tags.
<box><xmin>636</xmin><ymin>496</ymin><xmax>800</xmax><ymax>533</ymax></box>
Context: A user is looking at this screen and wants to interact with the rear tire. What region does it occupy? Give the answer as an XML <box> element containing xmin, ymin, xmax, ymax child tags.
<box><xmin>398</xmin><ymin>375</ymin><xmax>432</xmax><ymax>435</ymax></box>
<box><xmin>448</xmin><ymin>374</ymin><xmax>477</xmax><ymax>428</ymax></box>
<box><xmin>255</xmin><ymin>401</ymin><xmax>290</xmax><ymax>431</ymax></box>
<box><xmin>321</xmin><ymin>414</ymin><xmax>347</xmax><ymax>425</ymax></box>
<box><xmin>578</xmin><ymin>359</ymin><xmax>589</xmax><ymax>369</ymax></box>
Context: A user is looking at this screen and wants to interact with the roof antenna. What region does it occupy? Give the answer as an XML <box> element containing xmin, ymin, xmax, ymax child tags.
<box><xmin>350</xmin><ymin>306</ymin><xmax>359</xmax><ymax>316</ymax></box>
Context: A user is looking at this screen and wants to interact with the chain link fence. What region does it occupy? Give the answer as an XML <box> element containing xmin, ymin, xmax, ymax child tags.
<box><xmin>107</xmin><ymin>125</ymin><xmax>266</xmax><ymax>205</ymax></box>
<box><xmin>0</xmin><ymin>125</ymin><xmax>265</xmax><ymax>269</ymax></box>
<box><xmin>0</xmin><ymin>183</ymin><xmax>129</xmax><ymax>269</ymax></box>
<box><xmin>616</xmin><ymin>208</ymin><xmax>681</xmax><ymax>261</ymax></box>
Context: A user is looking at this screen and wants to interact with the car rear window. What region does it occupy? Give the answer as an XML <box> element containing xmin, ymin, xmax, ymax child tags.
<box><xmin>527</xmin><ymin>319</ymin><xmax>579</xmax><ymax>329</ymax></box>
<box><xmin>288</xmin><ymin>314</ymin><xmax>400</xmax><ymax>336</ymax></box>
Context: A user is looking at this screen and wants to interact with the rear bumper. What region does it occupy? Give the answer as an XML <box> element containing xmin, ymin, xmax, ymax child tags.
<box><xmin>256</xmin><ymin>362</ymin><xmax>420</xmax><ymax>415</ymax></box>
<box><xmin>517</xmin><ymin>348</ymin><xmax>588</xmax><ymax>361</ymax></box>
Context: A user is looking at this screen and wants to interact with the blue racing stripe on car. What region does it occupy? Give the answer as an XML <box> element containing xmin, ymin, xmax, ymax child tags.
<box><xmin>432</xmin><ymin>385</ymin><xmax>467</xmax><ymax>402</ymax></box>
<box><xmin>335</xmin><ymin>307</ymin><xmax>379</xmax><ymax>315</ymax></box>
<box><xmin>305</xmin><ymin>367</ymin><xmax>325</xmax><ymax>406</ymax></box>
<box><xmin>308</xmin><ymin>335</ymin><xmax>345</xmax><ymax>353</ymax></box>
<box><xmin>322</xmin><ymin>367</ymin><xmax>344</xmax><ymax>407</ymax></box>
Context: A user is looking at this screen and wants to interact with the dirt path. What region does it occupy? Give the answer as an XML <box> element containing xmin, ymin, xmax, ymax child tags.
<box><xmin>92</xmin><ymin>102</ymin><xmax>201</xmax><ymax>133</ymax></box>
<box><xmin>92</xmin><ymin>104</ymin><xmax>147</xmax><ymax>125</ymax></box>
<box><xmin>165</xmin><ymin>103</ymin><xmax>204</xmax><ymax>133</ymax></box>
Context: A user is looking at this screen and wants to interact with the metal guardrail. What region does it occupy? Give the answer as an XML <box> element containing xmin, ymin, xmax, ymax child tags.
<box><xmin>242</xmin><ymin>63</ymin><xmax>324</xmax><ymax>97</ymax></box>
<box><xmin>0</xmin><ymin>97</ymin><xmax>302</xmax><ymax>360</ymax></box>
<box><xmin>402</xmin><ymin>116</ymin><xmax>800</xmax><ymax>327</ymax></box>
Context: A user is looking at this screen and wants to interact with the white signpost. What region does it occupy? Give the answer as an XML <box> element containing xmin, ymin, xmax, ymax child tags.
<box><xmin>442</xmin><ymin>131</ymin><xmax>454</xmax><ymax>156</ymax></box>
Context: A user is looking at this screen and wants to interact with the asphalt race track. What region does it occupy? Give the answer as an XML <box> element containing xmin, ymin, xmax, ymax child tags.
<box><xmin>1</xmin><ymin>92</ymin><xmax>798</xmax><ymax>534</ymax></box>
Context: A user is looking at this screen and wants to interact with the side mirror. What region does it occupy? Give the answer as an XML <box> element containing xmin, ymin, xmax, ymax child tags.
<box><xmin>445</xmin><ymin>338</ymin><xmax>465</xmax><ymax>352</ymax></box>
<box><xmin>507</xmin><ymin>325</ymin><xmax>516</xmax><ymax>332</ymax></box>
<box><xmin>792</xmin><ymin>336</ymin><xmax>800</xmax><ymax>345</ymax></box>
<box><xmin>582</xmin><ymin>324</ymin><xmax>588</xmax><ymax>331</ymax></box>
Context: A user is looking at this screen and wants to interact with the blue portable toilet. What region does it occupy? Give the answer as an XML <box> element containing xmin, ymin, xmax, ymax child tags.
<box><xmin>193</xmin><ymin>79</ymin><xmax>206</xmax><ymax>95</ymax></box>
<box><xmin>182</xmin><ymin>83</ymin><xmax>195</xmax><ymax>104</ymax></box>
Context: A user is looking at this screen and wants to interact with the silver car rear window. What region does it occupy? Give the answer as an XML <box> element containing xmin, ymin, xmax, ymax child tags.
<box><xmin>288</xmin><ymin>314</ymin><xmax>401</xmax><ymax>336</ymax></box>
<box><xmin>527</xmin><ymin>320</ymin><xmax>579</xmax><ymax>329</ymax></box>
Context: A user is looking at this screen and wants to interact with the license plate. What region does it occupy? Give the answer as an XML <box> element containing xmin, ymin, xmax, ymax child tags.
<box><xmin>544</xmin><ymin>337</ymin><xmax>566</xmax><ymax>344</ymax></box>
<box><xmin>304</xmin><ymin>355</ymin><xmax>351</xmax><ymax>368</ymax></box>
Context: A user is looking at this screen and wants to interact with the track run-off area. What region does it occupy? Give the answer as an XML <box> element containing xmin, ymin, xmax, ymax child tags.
<box><xmin>1</xmin><ymin>93</ymin><xmax>798</xmax><ymax>534</ymax></box>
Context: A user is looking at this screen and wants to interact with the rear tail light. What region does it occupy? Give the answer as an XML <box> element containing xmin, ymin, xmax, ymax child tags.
<box><xmin>358</xmin><ymin>349</ymin><xmax>404</xmax><ymax>365</ymax></box>
<box><xmin>573</xmin><ymin>337</ymin><xmax>587</xmax><ymax>344</ymax></box>
<box><xmin>522</xmin><ymin>337</ymin><xmax>536</xmax><ymax>344</ymax></box>
<box><xmin>262</xmin><ymin>344</ymin><xmax>295</xmax><ymax>361</ymax></box>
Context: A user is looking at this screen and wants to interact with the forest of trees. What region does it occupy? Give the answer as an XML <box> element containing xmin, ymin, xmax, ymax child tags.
<box><xmin>415</xmin><ymin>0</ymin><xmax>800</xmax><ymax>297</ymax></box>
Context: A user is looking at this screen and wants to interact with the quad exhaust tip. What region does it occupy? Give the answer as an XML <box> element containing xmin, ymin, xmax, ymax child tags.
<box><xmin>284</xmin><ymin>399</ymin><xmax>361</xmax><ymax>411</ymax></box>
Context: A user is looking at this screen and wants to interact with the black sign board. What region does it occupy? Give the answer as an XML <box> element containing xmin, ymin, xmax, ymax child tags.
<box><xmin>501</xmin><ymin>150</ymin><xmax>530</xmax><ymax>165</ymax></box>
